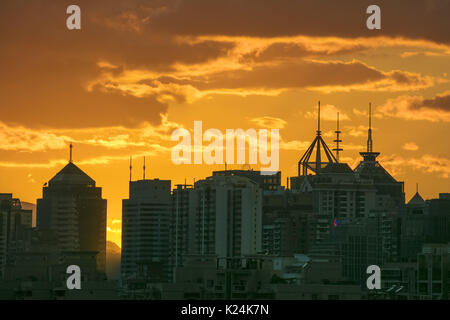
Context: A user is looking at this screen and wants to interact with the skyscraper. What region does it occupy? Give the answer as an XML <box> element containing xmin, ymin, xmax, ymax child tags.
<box><xmin>121</xmin><ymin>178</ymin><xmax>172</xmax><ymax>283</ymax></box>
<box><xmin>186</xmin><ymin>175</ymin><xmax>263</xmax><ymax>259</ymax></box>
<box><xmin>36</xmin><ymin>146</ymin><xmax>107</xmax><ymax>272</ymax></box>
<box><xmin>354</xmin><ymin>103</ymin><xmax>405</xmax><ymax>209</ymax></box>
<box><xmin>0</xmin><ymin>194</ymin><xmax>32</xmax><ymax>279</ymax></box>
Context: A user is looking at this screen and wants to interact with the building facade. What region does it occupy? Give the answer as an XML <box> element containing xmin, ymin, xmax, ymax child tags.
<box><xmin>36</xmin><ymin>160</ymin><xmax>107</xmax><ymax>272</ymax></box>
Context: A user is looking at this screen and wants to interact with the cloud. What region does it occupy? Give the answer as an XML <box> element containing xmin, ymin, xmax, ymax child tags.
<box><xmin>0</xmin><ymin>113</ymin><xmax>187</xmax><ymax>154</ymax></box>
<box><xmin>305</xmin><ymin>104</ymin><xmax>350</xmax><ymax>122</ymax></box>
<box><xmin>93</xmin><ymin>57</ymin><xmax>440</xmax><ymax>103</ymax></box>
<box><xmin>107</xmin><ymin>220</ymin><xmax>122</xmax><ymax>234</ymax></box>
<box><xmin>380</xmin><ymin>154</ymin><xmax>450</xmax><ymax>179</ymax></box>
<box><xmin>249</xmin><ymin>116</ymin><xmax>287</xmax><ymax>129</ymax></box>
<box><xmin>279</xmin><ymin>139</ymin><xmax>311</xmax><ymax>151</ymax></box>
<box><xmin>126</xmin><ymin>0</ymin><xmax>450</xmax><ymax>45</ymax></box>
<box><xmin>0</xmin><ymin>122</ymin><xmax>70</xmax><ymax>152</ymax></box>
<box><xmin>403</xmin><ymin>142</ymin><xmax>419</xmax><ymax>151</ymax></box>
<box><xmin>378</xmin><ymin>91</ymin><xmax>450</xmax><ymax>122</ymax></box>
<box><xmin>400</xmin><ymin>51</ymin><xmax>448</xmax><ymax>58</ymax></box>
<box><xmin>346</xmin><ymin>125</ymin><xmax>368</xmax><ymax>137</ymax></box>
<box><xmin>1</xmin><ymin>0</ymin><xmax>447</xmax><ymax>128</ymax></box>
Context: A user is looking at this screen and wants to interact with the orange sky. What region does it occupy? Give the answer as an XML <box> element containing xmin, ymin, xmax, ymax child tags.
<box><xmin>1</xmin><ymin>0</ymin><xmax>449</xmax><ymax>247</ymax></box>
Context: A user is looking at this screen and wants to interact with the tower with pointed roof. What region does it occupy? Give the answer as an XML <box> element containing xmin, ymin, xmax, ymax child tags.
<box><xmin>298</xmin><ymin>101</ymin><xmax>338</xmax><ymax>176</ymax></box>
<box><xmin>36</xmin><ymin>145</ymin><xmax>107</xmax><ymax>273</ymax></box>
<box><xmin>354</xmin><ymin>103</ymin><xmax>405</xmax><ymax>209</ymax></box>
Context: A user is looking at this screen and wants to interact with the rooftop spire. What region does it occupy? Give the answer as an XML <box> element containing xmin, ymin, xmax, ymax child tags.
<box><xmin>316</xmin><ymin>101</ymin><xmax>322</xmax><ymax>171</ymax></box>
<box><xmin>143</xmin><ymin>156</ymin><xmax>146</xmax><ymax>180</ymax></box>
<box><xmin>317</xmin><ymin>100</ymin><xmax>321</xmax><ymax>135</ymax></box>
<box><xmin>359</xmin><ymin>102</ymin><xmax>380</xmax><ymax>162</ymax></box>
<box><xmin>367</xmin><ymin>102</ymin><xmax>373</xmax><ymax>153</ymax></box>
<box><xmin>298</xmin><ymin>100</ymin><xmax>337</xmax><ymax>176</ymax></box>
<box><xmin>129</xmin><ymin>156</ymin><xmax>132</xmax><ymax>182</ymax></box>
<box><xmin>333</xmin><ymin>112</ymin><xmax>343</xmax><ymax>162</ymax></box>
<box><xmin>69</xmin><ymin>143</ymin><xmax>73</xmax><ymax>163</ymax></box>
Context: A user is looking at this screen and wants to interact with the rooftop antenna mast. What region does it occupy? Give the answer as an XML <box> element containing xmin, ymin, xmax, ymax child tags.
<box><xmin>359</xmin><ymin>102</ymin><xmax>380</xmax><ymax>163</ymax></box>
<box><xmin>315</xmin><ymin>101</ymin><xmax>322</xmax><ymax>172</ymax></box>
<box><xmin>143</xmin><ymin>156</ymin><xmax>146</xmax><ymax>180</ymax></box>
<box><xmin>129</xmin><ymin>156</ymin><xmax>132</xmax><ymax>182</ymax></box>
<box><xmin>333</xmin><ymin>112</ymin><xmax>343</xmax><ymax>162</ymax></box>
<box><xmin>367</xmin><ymin>103</ymin><xmax>373</xmax><ymax>153</ymax></box>
<box><xmin>69</xmin><ymin>143</ymin><xmax>73</xmax><ymax>163</ymax></box>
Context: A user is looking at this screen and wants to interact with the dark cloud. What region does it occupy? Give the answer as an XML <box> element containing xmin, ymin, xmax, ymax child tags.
<box><xmin>0</xmin><ymin>0</ymin><xmax>447</xmax><ymax>128</ymax></box>
<box><xmin>144</xmin><ymin>0</ymin><xmax>450</xmax><ymax>43</ymax></box>
<box><xmin>192</xmin><ymin>60</ymin><xmax>385</xmax><ymax>90</ymax></box>
<box><xmin>240</xmin><ymin>42</ymin><xmax>369</xmax><ymax>64</ymax></box>
<box><xmin>0</xmin><ymin>0</ymin><xmax>235</xmax><ymax>128</ymax></box>
<box><xmin>378</xmin><ymin>92</ymin><xmax>450</xmax><ymax>122</ymax></box>
<box><xmin>421</xmin><ymin>93</ymin><xmax>450</xmax><ymax>111</ymax></box>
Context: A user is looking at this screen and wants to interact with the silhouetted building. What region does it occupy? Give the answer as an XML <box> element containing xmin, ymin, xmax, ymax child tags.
<box><xmin>121</xmin><ymin>178</ymin><xmax>172</xmax><ymax>284</ymax></box>
<box><xmin>188</xmin><ymin>175</ymin><xmax>263</xmax><ymax>258</ymax></box>
<box><xmin>0</xmin><ymin>194</ymin><xmax>32</xmax><ymax>279</ymax></box>
<box><xmin>399</xmin><ymin>193</ymin><xmax>450</xmax><ymax>262</ymax></box>
<box><xmin>290</xmin><ymin>103</ymin><xmax>404</xmax><ymax>247</ymax></box>
<box><xmin>213</xmin><ymin>170</ymin><xmax>281</xmax><ymax>191</ymax></box>
<box><xmin>36</xmin><ymin>150</ymin><xmax>107</xmax><ymax>273</ymax></box>
<box><xmin>262</xmin><ymin>192</ymin><xmax>315</xmax><ymax>256</ymax></box>
<box><xmin>417</xmin><ymin>243</ymin><xmax>449</xmax><ymax>299</ymax></box>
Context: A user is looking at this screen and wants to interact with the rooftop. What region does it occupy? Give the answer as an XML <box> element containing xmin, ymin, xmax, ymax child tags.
<box><xmin>49</xmin><ymin>162</ymin><xmax>95</xmax><ymax>186</ymax></box>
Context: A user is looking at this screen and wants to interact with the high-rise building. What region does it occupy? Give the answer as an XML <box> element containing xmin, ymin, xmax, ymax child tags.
<box><xmin>262</xmin><ymin>192</ymin><xmax>315</xmax><ymax>256</ymax></box>
<box><xmin>0</xmin><ymin>194</ymin><xmax>32</xmax><ymax>279</ymax></box>
<box><xmin>172</xmin><ymin>183</ymin><xmax>195</xmax><ymax>272</ymax></box>
<box><xmin>172</xmin><ymin>174</ymin><xmax>263</xmax><ymax>274</ymax></box>
<box><xmin>189</xmin><ymin>175</ymin><xmax>263</xmax><ymax>259</ymax></box>
<box><xmin>212</xmin><ymin>170</ymin><xmax>281</xmax><ymax>191</ymax></box>
<box><xmin>36</xmin><ymin>146</ymin><xmax>107</xmax><ymax>272</ymax></box>
<box><xmin>121</xmin><ymin>178</ymin><xmax>172</xmax><ymax>284</ymax></box>
<box><xmin>417</xmin><ymin>243</ymin><xmax>449</xmax><ymax>299</ymax></box>
<box><xmin>291</xmin><ymin>103</ymin><xmax>404</xmax><ymax>244</ymax></box>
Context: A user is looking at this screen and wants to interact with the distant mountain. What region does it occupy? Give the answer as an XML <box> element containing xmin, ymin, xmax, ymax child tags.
<box><xmin>21</xmin><ymin>201</ymin><xmax>36</xmax><ymax>227</ymax></box>
<box><xmin>106</xmin><ymin>240</ymin><xmax>121</xmax><ymax>280</ymax></box>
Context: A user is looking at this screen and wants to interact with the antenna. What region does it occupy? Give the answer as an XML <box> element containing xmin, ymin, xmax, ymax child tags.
<box><xmin>225</xmin><ymin>161</ymin><xmax>227</xmax><ymax>171</ymax></box>
<box><xmin>143</xmin><ymin>156</ymin><xmax>146</xmax><ymax>180</ymax></box>
<box><xmin>69</xmin><ymin>143</ymin><xmax>73</xmax><ymax>163</ymax></box>
<box><xmin>317</xmin><ymin>100</ymin><xmax>321</xmax><ymax>135</ymax></box>
<box><xmin>416</xmin><ymin>183</ymin><xmax>419</xmax><ymax>194</ymax></box>
<box><xmin>367</xmin><ymin>103</ymin><xmax>373</xmax><ymax>153</ymax></box>
<box><xmin>315</xmin><ymin>101</ymin><xmax>322</xmax><ymax>172</ymax></box>
<box><xmin>333</xmin><ymin>112</ymin><xmax>343</xmax><ymax>162</ymax></box>
<box><xmin>129</xmin><ymin>156</ymin><xmax>132</xmax><ymax>182</ymax></box>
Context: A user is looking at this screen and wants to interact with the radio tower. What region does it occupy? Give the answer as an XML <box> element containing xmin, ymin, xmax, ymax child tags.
<box><xmin>143</xmin><ymin>156</ymin><xmax>146</xmax><ymax>180</ymax></box>
<box><xmin>129</xmin><ymin>156</ymin><xmax>133</xmax><ymax>182</ymax></box>
<box><xmin>333</xmin><ymin>112</ymin><xmax>343</xmax><ymax>162</ymax></box>
<box><xmin>367</xmin><ymin>102</ymin><xmax>373</xmax><ymax>153</ymax></box>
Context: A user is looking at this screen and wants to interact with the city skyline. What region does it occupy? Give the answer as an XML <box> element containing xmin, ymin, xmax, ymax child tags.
<box><xmin>5</xmin><ymin>103</ymin><xmax>447</xmax><ymax>248</ymax></box>
<box><xmin>1</xmin><ymin>0</ymin><xmax>450</xmax><ymax>249</ymax></box>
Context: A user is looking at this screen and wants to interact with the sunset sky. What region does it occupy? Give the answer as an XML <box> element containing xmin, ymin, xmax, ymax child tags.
<box><xmin>1</xmin><ymin>0</ymin><xmax>449</xmax><ymax>247</ymax></box>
